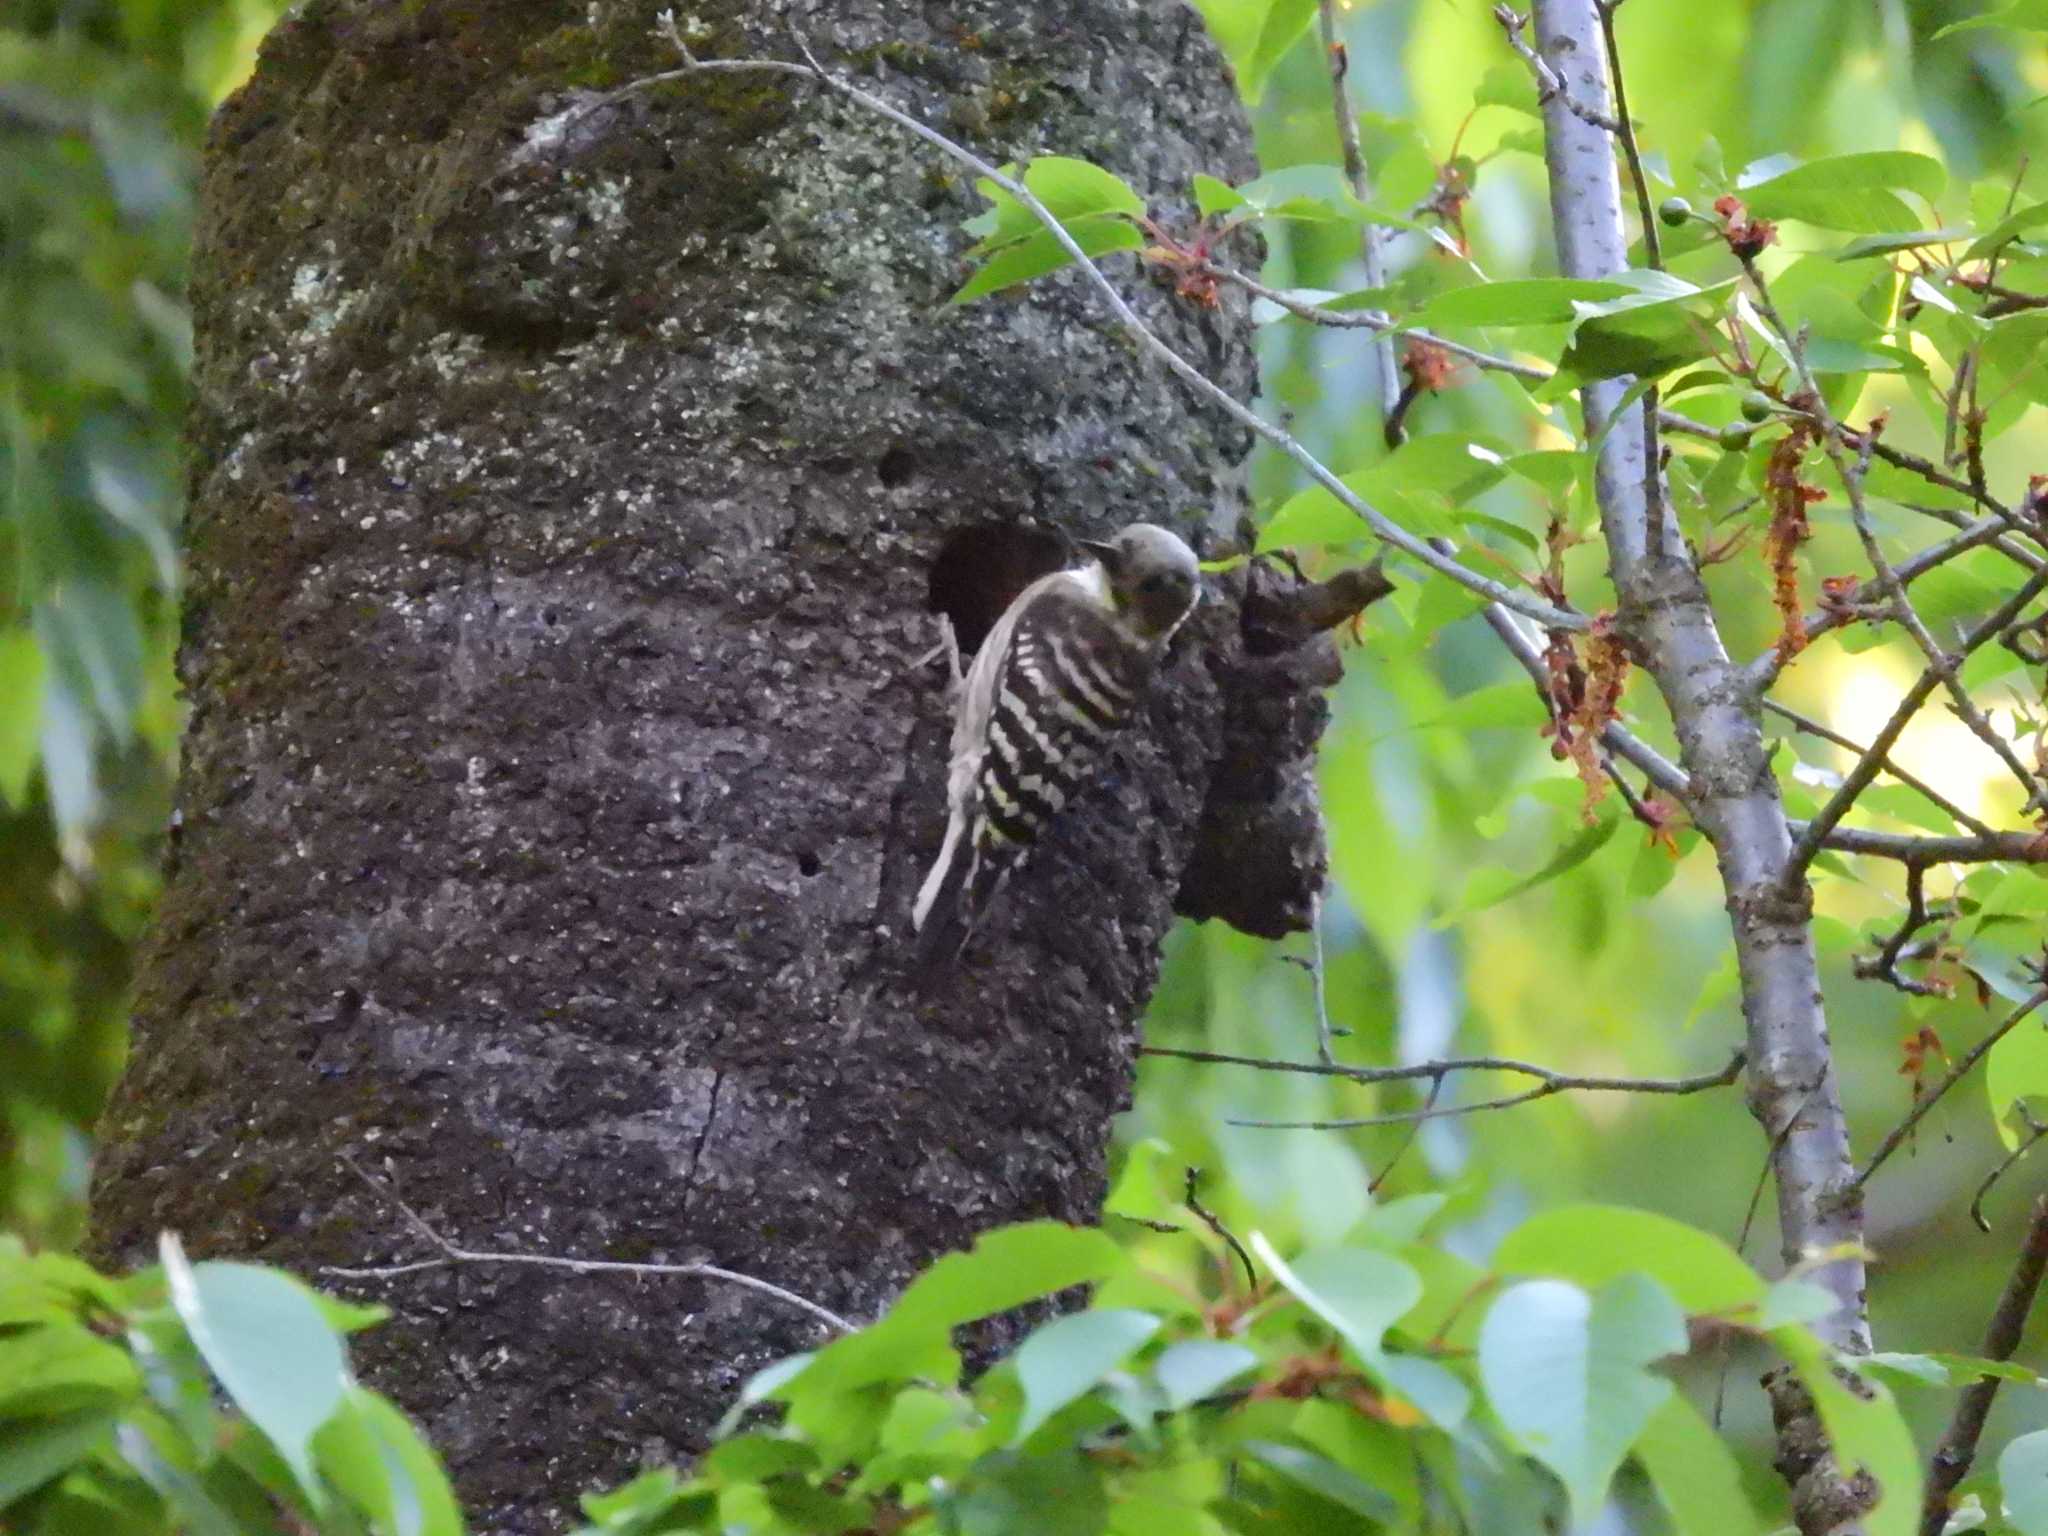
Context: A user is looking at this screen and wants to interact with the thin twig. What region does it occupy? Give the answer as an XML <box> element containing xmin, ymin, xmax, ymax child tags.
<box><xmin>1920</xmin><ymin>1195</ymin><xmax>2048</xmax><ymax>1535</ymax></box>
<box><xmin>1228</xmin><ymin>1059</ymin><xmax>1742</xmax><ymax>1131</ymax></box>
<box><xmin>1315</xmin><ymin>0</ymin><xmax>1402</xmax><ymax>433</ymax></box>
<box><xmin>1211</xmin><ymin>265</ymin><xmax>1552</xmax><ymax>381</ymax></box>
<box><xmin>1481</xmin><ymin>580</ymin><xmax>2044</xmax><ymax>866</ymax></box>
<box><xmin>329</xmin><ymin>1156</ymin><xmax>857</xmax><ymax>1335</ymax></box>
<box><xmin>1764</xmin><ymin>700</ymin><xmax>1994</xmax><ymax>839</ymax></box>
<box><xmin>1971</xmin><ymin>1113</ymin><xmax>2048</xmax><ymax>1234</ymax></box>
<box><xmin>1476</xmin><ymin>597</ymin><xmax>1693</xmax><ymax>798</ymax></box>
<box><xmin>1369</xmin><ymin>1074</ymin><xmax>1444</xmax><ymax>1194</ymax></box>
<box><xmin>1802</xmin><ymin>824</ymin><xmax>2048</xmax><ymax>867</ymax></box>
<box><xmin>1184</xmin><ymin>1167</ymin><xmax>1258</xmax><ymax>1293</ymax></box>
<box><xmin>1850</xmin><ymin>987</ymin><xmax>2048</xmax><ymax>1193</ymax></box>
<box><xmin>1852</xmin><ymin>864</ymin><xmax>1954</xmax><ymax>998</ymax></box>
<box><xmin>1740</xmin><ymin>256</ymin><xmax>2048</xmax><ymax>813</ymax></box>
<box><xmin>1191</xmin><ymin>1051</ymin><xmax>1745</xmax><ymax>1130</ymax></box>
<box><xmin>1309</xmin><ymin>895</ymin><xmax>1337</xmax><ymax>1065</ymax></box>
<box><xmin>1743</xmin><ymin>512</ymin><xmax>2041</xmax><ymax>694</ymax></box>
<box><xmin>1493</xmin><ymin>4</ymin><xmax>1621</xmax><ymax>131</ymax></box>
<box><xmin>630</xmin><ymin>20</ymin><xmax>1584</xmax><ymax>632</ymax></box>
<box><xmin>1783</xmin><ymin>565</ymin><xmax>2048</xmax><ymax>884</ymax></box>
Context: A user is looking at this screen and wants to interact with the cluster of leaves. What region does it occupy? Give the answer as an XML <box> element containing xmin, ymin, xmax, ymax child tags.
<box><xmin>0</xmin><ymin>1231</ymin><xmax>457</xmax><ymax>1535</ymax></box>
<box><xmin>1</xmin><ymin>0</ymin><xmax>283</xmax><ymax>1242</ymax></box>
<box><xmin>555</xmin><ymin>1189</ymin><xmax>2048</xmax><ymax>1536</ymax></box>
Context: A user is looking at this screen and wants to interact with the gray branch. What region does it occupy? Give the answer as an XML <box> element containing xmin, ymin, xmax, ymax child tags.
<box><xmin>1530</xmin><ymin>0</ymin><xmax>1869</xmax><ymax>1384</ymax></box>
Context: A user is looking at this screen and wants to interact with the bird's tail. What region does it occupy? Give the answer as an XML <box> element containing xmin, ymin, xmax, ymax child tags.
<box><xmin>910</xmin><ymin>818</ymin><xmax>1015</xmax><ymax>982</ymax></box>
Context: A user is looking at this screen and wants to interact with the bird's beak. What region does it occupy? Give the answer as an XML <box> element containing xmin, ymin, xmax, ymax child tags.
<box><xmin>1077</xmin><ymin>538</ymin><xmax>1118</xmax><ymax>565</ymax></box>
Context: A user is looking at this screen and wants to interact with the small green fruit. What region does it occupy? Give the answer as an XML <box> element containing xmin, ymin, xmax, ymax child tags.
<box><xmin>1740</xmin><ymin>391</ymin><xmax>1775</xmax><ymax>423</ymax></box>
<box><xmin>1717</xmin><ymin>422</ymin><xmax>1753</xmax><ymax>452</ymax></box>
<box><xmin>1658</xmin><ymin>196</ymin><xmax>1693</xmax><ymax>227</ymax></box>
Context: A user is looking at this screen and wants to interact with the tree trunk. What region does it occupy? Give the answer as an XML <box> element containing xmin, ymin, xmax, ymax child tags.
<box><xmin>86</xmin><ymin>2</ymin><xmax>1329</xmax><ymax>1530</ymax></box>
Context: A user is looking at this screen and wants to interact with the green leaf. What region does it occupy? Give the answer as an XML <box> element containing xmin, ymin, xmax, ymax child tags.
<box><xmin>1234</xmin><ymin>163</ymin><xmax>1374</xmax><ymax>225</ymax></box>
<box><xmin>1152</xmin><ymin>1340</ymin><xmax>1258</xmax><ymax>1411</ymax></box>
<box><xmin>952</xmin><ymin>217</ymin><xmax>1143</xmax><ymax>304</ymax></box>
<box><xmin>891</xmin><ymin>1223</ymin><xmax>1125</xmax><ymax>1333</ymax></box>
<box><xmin>965</xmin><ymin>157</ymin><xmax>1145</xmax><ymax>248</ymax></box>
<box><xmin>1191</xmin><ymin>173</ymin><xmax>1246</xmax><ymax>218</ymax></box>
<box><xmin>1012</xmin><ymin>1310</ymin><xmax>1160</xmax><ymax>1443</ymax></box>
<box><xmin>0</xmin><ymin>1406</ymin><xmax>120</xmax><ymax>1505</ymax></box>
<box><xmin>347</xmin><ymin>1390</ymin><xmax>462</xmax><ymax>1536</ymax></box>
<box><xmin>1506</xmin><ymin>450</ymin><xmax>1581</xmax><ymax>497</ymax></box>
<box><xmin>703</xmin><ymin>1433</ymin><xmax>818</xmax><ymax>1481</ymax></box>
<box><xmin>1250</xmin><ymin>1235</ymin><xmax>1420</xmax><ymax>1367</ymax></box>
<box><xmin>1776</xmin><ymin>1326</ymin><xmax>1921</xmax><ymax>1536</ymax></box>
<box><xmin>579</xmin><ymin>1467</ymin><xmax>715</xmax><ymax>1529</ymax></box>
<box><xmin>1189</xmin><ymin>0</ymin><xmax>1319</xmax><ymax>105</ymax></box>
<box><xmin>1448</xmin><ymin>813</ymin><xmax>1620</xmax><ymax>921</ymax></box>
<box><xmin>1964</xmin><ymin>201</ymin><xmax>2048</xmax><ymax>262</ymax></box>
<box><xmin>1242</xmin><ymin>1440</ymin><xmax>1400</xmax><ymax>1522</ymax></box>
<box><xmin>778</xmin><ymin>1224</ymin><xmax>1125</xmax><ymax>1403</ymax></box>
<box><xmin>1937</xmin><ymin>0</ymin><xmax>2048</xmax><ymax>37</ymax></box>
<box><xmin>2003</xmin><ymin>1428</ymin><xmax>2048</xmax><ymax>1534</ymax></box>
<box><xmin>1495</xmin><ymin>1205</ymin><xmax>1764</xmax><ymax>1314</ymax></box>
<box><xmin>0</xmin><ymin>1325</ymin><xmax>141</xmax><ymax>1418</ymax></box>
<box><xmin>161</xmin><ymin>1235</ymin><xmax>349</xmax><ymax>1504</ymax></box>
<box><xmin>1417</xmin><ymin>278</ymin><xmax>1634</xmax><ymax>328</ymax></box>
<box><xmin>1555</xmin><ymin>273</ymin><xmax>1736</xmax><ymax>383</ymax></box>
<box><xmin>1986</xmin><ymin>1013</ymin><xmax>2048</xmax><ymax>1148</ymax></box>
<box><xmin>34</xmin><ymin>579</ymin><xmax>144</xmax><ymax>746</ymax></box>
<box><xmin>1834</xmin><ymin>228</ymin><xmax>1972</xmax><ymax>260</ymax></box>
<box><xmin>1474</xmin><ymin>61</ymin><xmax>1540</xmax><ymax>115</ymax></box>
<box><xmin>954</xmin><ymin>158</ymin><xmax>1147</xmax><ymax>301</ymax></box>
<box><xmin>1634</xmin><ymin>1393</ymin><xmax>1761</xmax><ymax>1536</ymax></box>
<box><xmin>1478</xmin><ymin>1275</ymin><xmax>1686</xmax><ymax>1526</ymax></box>
<box><xmin>1758</xmin><ymin>1277</ymin><xmax>1840</xmax><ymax>1329</ymax></box>
<box><xmin>1741</xmin><ymin>152</ymin><xmax>1948</xmax><ymax>234</ymax></box>
<box><xmin>1257</xmin><ymin>436</ymin><xmax>1508</xmax><ymax>552</ymax></box>
<box><xmin>0</xmin><ymin>628</ymin><xmax>48</xmax><ymax>807</ymax></box>
<box><xmin>946</xmin><ymin>1449</ymin><xmax>1107</xmax><ymax>1536</ymax></box>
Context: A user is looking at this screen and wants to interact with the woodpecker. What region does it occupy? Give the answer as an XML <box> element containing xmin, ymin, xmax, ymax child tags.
<box><xmin>912</xmin><ymin>522</ymin><xmax>1202</xmax><ymax>970</ymax></box>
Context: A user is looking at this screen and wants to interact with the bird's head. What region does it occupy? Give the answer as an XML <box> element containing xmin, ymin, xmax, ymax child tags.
<box><xmin>1081</xmin><ymin>523</ymin><xmax>1201</xmax><ymax>641</ymax></box>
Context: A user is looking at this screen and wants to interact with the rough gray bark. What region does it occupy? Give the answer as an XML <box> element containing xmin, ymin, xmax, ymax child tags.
<box><xmin>1528</xmin><ymin>0</ymin><xmax>1872</xmax><ymax>1527</ymax></box>
<box><xmin>88</xmin><ymin>4</ymin><xmax>1329</xmax><ymax>1528</ymax></box>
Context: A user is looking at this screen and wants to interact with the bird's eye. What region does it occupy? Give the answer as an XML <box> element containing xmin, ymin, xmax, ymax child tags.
<box><xmin>1140</xmin><ymin>574</ymin><xmax>1168</xmax><ymax>595</ymax></box>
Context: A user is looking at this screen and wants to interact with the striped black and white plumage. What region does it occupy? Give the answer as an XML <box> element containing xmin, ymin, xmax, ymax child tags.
<box><xmin>912</xmin><ymin>523</ymin><xmax>1201</xmax><ymax>970</ymax></box>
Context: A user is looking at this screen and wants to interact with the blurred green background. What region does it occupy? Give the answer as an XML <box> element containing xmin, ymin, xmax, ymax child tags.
<box><xmin>4</xmin><ymin>0</ymin><xmax>2045</xmax><ymax>1496</ymax></box>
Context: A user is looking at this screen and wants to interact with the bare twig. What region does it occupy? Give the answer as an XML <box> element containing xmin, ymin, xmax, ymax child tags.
<box><xmin>1743</xmin><ymin>512</ymin><xmax>2041</xmax><ymax>694</ymax></box>
<box><xmin>1309</xmin><ymin>894</ymin><xmax>1337</xmax><ymax>1065</ymax></box>
<box><xmin>1920</xmin><ymin>1195</ymin><xmax>2048</xmax><ymax>1535</ymax></box>
<box><xmin>1225</xmin><ymin>1050</ymin><xmax>1743</xmax><ymax>1130</ymax></box>
<box><xmin>1184</xmin><ymin>1167</ymin><xmax>1257</xmax><ymax>1293</ymax></box>
<box><xmin>1852</xmin><ymin>864</ymin><xmax>1953</xmax><ymax>998</ymax></box>
<box><xmin>1494</xmin><ymin>4</ymin><xmax>1621</xmax><ymax>132</ymax></box>
<box><xmin>1315</xmin><ymin>0</ymin><xmax>1402</xmax><ymax>433</ymax></box>
<box><xmin>1764</xmin><ymin>700</ymin><xmax>1994</xmax><ymax>840</ymax></box>
<box><xmin>1477</xmin><ymin>598</ymin><xmax>1693</xmax><ymax>799</ymax></box>
<box><xmin>329</xmin><ymin>1156</ymin><xmax>857</xmax><ymax>1335</ymax></box>
<box><xmin>1804</xmin><ymin>824</ymin><xmax>2048</xmax><ymax>866</ymax></box>
<box><xmin>1784</xmin><ymin>566</ymin><xmax>2048</xmax><ymax>883</ymax></box>
<box><xmin>1368</xmin><ymin>1073</ymin><xmax>1443</xmax><ymax>1194</ymax></box>
<box><xmin>1971</xmin><ymin>1113</ymin><xmax>2048</xmax><ymax>1234</ymax></box>
<box><xmin>1850</xmin><ymin>986</ymin><xmax>2048</xmax><ymax>1194</ymax></box>
<box><xmin>1211</xmin><ymin>265</ymin><xmax>1552</xmax><ymax>381</ymax></box>
<box><xmin>1149</xmin><ymin>1046</ymin><xmax>1744</xmax><ymax>1129</ymax></box>
<box><xmin>1738</xmin><ymin>257</ymin><xmax>2048</xmax><ymax>818</ymax></box>
<box><xmin>1482</xmin><ymin>590</ymin><xmax>2044</xmax><ymax>867</ymax></box>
